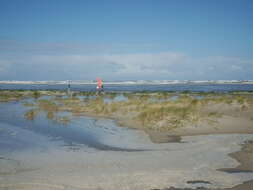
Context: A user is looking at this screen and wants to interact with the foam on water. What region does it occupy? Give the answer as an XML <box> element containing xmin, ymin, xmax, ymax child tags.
<box><xmin>1</xmin><ymin>82</ymin><xmax>253</xmax><ymax>92</ymax></box>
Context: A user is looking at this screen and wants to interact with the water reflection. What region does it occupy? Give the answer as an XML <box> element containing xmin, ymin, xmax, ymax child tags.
<box><xmin>0</xmin><ymin>101</ymin><xmax>150</xmax><ymax>152</ymax></box>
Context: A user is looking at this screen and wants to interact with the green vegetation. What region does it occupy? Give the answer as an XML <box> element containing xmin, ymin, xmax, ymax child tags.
<box><xmin>32</xmin><ymin>91</ymin><xmax>41</xmax><ymax>99</ymax></box>
<box><xmin>24</xmin><ymin>109</ymin><xmax>39</xmax><ymax>120</ymax></box>
<box><xmin>47</xmin><ymin>111</ymin><xmax>54</xmax><ymax>120</ymax></box>
<box><xmin>55</xmin><ymin>116</ymin><xmax>71</xmax><ymax>125</ymax></box>
<box><xmin>23</xmin><ymin>102</ymin><xmax>35</xmax><ymax>107</ymax></box>
<box><xmin>37</xmin><ymin>99</ymin><xmax>59</xmax><ymax>112</ymax></box>
<box><xmin>0</xmin><ymin>90</ymin><xmax>24</xmax><ymax>102</ymax></box>
<box><xmin>0</xmin><ymin>90</ymin><xmax>66</xmax><ymax>102</ymax></box>
<box><xmin>1</xmin><ymin>90</ymin><xmax>253</xmax><ymax>131</ymax></box>
<box><xmin>18</xmin><ymin>91</ymin><xmax>253</xmax><ymax>131</ymax></box>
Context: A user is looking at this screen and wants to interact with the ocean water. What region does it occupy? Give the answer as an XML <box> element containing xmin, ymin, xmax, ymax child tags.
<box><xmin>1</xmin><ymin>83</ymin><xmax>253</xmax><ymax>92</ymax></box>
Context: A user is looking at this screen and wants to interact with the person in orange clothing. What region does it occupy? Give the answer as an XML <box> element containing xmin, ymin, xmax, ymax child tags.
<box><xmin>96</xmin><ymin>78</ymin><xmax>104</xmax><ymax>94</ymax></box>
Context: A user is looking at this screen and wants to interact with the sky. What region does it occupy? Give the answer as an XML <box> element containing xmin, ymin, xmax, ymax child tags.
<box><xmin>0</xmin><ymin>0</ymin><xmax>252</xmax><ymax>81</ymax></box>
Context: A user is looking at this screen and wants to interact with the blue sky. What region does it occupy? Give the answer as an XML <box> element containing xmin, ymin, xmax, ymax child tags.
<box><xmin>0</xmin><ymin>0</ymin><xmax>252</xmax><ymax>81</ymax></box>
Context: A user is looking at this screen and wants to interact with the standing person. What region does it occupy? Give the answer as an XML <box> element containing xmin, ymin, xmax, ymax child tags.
<box><xmin>96</xmin><ymin>78</ymin><xmax>104</xmax><ymax>94</ymax></box>
<box><xmin>67</xmin><ymin>80</ymin><xmax>71</xmax><ymax>96</ymax></box>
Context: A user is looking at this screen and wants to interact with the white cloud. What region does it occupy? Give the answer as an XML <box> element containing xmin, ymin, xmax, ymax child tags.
<box><xmin>104</xmin><ymin>52</ymin><xmax>186</xmax><ymax>74</ymax></box>
<box><xmin>0</xmin><ymin>51</ymin><xmax>252</xmax><ymax>80</ymax></box>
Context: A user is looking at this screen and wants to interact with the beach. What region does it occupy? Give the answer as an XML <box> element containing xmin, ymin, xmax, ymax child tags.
<box><xmin>1</xmin><ymin>0</ymin><xmax>252</xmax><ymax>188</ymax></box>
<box><xmin>0</xmin><ymin>90</ymin><xmax>253</xmax><ymax>190</ymax></box>
<box><xmin>154</xmin><ymin>139</ymin><xmax>253</xmax><ymax>190</ymax></box>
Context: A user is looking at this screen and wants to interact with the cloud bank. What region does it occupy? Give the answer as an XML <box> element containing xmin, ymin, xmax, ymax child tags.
<box><xmin>0</xmin><ymin>41</ymin><xmax>252</xmax><ymax>81</ymax></box>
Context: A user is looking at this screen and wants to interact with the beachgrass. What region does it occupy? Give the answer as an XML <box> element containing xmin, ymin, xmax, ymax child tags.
<box><xmin>16</xmin><ymin>90</ymin><xmax>253</xmax><ymax>131</ymax></box>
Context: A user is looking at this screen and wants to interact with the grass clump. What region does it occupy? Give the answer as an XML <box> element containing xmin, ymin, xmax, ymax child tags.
<box><xmin>47</xmin><ymin>111</ymin><xmax>55</xmax><ymax>120</ymax></box>
<box><xmin>17</xmin><ymin>90</ymin><xmax>253</xmax><ymax>132</ymax></box>
<box><xmin>24</xmin><ymin>109</ymin><xmax>39</xmax><ymax>120</ymax></box>
<box><xmin>55</xmin><ymin>116</ymin><xmax>70</xmax><ymax>125</ymax></box>
<box><xmin>236</xmin><ymin>96</ymin><xmax>246</xmax><ymax>105</ymax></box>
<box><xmin>0</xmin><ymin>91</ymin><xmax>24</xmax><ymax>102</ymax></box>
<box><xmin>135</xmin><ymin>100</ymin><xmax>198</xmax><ymax>130</ymax></box>
<box><xmin>23</xmin><ymin>102</ymin><xmax>35</xmax><ymax>107</ymax></box>
<box><xmin>37</xmin><ymin>99</ymin><xmax>59</xmax><ymax>112</ymax></box>
<box><xmin>32</xmin><ymin>91</ymin><xmax>41</xmax><ymax>99</ymax></box>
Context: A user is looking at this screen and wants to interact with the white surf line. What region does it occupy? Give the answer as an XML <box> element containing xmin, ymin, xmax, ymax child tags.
<box><xmin>0</xmin><ymin>182</ymin><xmax>65</xmax><ymax>189</ymax></box>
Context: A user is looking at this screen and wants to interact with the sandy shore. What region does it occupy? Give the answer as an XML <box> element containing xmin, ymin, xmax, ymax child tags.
<box><xmin>1</xmin><ymin>92</ymin><xmax>253</xmax><ymax>189</ymax></box>
<box><xmin>1</xmin><ymin>133</ymin><xmax>253</xmax><ymax>190</ymax></box>
<box><xmin>219</xmin><ymin>139</ymin><xmax>253</xmax><ymax>190</ymax></box>
<box><xmin>153</xmin><ymin>140</ymin><xmax>253</xmax><ymax>190</ymax></box>
<box><xmin>145</xmin><ymin>115</ymin><xmax>253</xmax><ymax>144</ymax></box>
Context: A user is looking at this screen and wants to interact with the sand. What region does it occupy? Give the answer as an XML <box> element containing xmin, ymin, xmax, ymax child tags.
<box><xmin>1</xmin><ymin>94</ymin><xmax>253</xmax><ymax>190</ymax></box>
<box><xmin>154</xmin><ymin>140</ymin><xmax>253</xmax><ymax>190</ymax></box>
<box><xmin>166</xmin><ymin>115</ymin><xmax>253</xmax><ymax>135</ymax></box>
<box><xmin>1</xmin><ymin>134</ymin><xmax>253</xmax><ymax>190</ymax></box>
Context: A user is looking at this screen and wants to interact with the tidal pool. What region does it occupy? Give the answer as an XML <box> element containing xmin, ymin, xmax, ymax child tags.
<box><xmin>0</xmin><ymin>101</ymin><xmax>154</xmax><ymax>153</ymax></box>
<box><xmin>1</xmin><ymin>100</ymin><xmax>253</xmax><ymax>190</ymax></box>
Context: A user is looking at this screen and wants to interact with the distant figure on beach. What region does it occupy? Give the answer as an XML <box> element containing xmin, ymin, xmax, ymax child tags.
<box><xmin>96</xmin><ymin>78</ymin><xmax>104</xmax><ymax>95</ymax></box>
<box><xmin>67</xmin><ymin>80</ymin><xmax>71</xmax><ymax>96</ymax></box>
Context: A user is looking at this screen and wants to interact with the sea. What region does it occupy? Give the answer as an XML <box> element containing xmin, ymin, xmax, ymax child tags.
<box><xmin>1</xmin><ymin>81</ymin><xmax>253</xmax><ymax>92</ymax></box>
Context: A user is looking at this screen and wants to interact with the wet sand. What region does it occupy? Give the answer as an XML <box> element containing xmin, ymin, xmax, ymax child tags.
<box><xmin>1</xmin><ymin>97</ymin><xmax>253</xmax><ymax>190</ymax></box>
<box><xmin>154</xmin><ymin>140</ymin><xmax>253</xmax><ymax>190</ymax></box>
<box><xmin>1</xmin><ymin>132</ymin><xmax>253</xmax><ymax>190</ymax></box>
<box><xmin>223</xmin><ymin>140</ymin><xmax>253</xmax><ymax>173</ymax></box>
<box><xmin>219</xmin><ymin>139</ymin><xmax>253</xmax><ymax>190</ymax></box>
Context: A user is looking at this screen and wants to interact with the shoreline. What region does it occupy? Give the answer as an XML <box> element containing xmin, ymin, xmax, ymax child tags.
<box><xmin>1</xmin><ymin>90</ymin><xmax>253</xmax><ymax>142</ymax></box>
<box><xmin>0</xmin><ymin>93</ymin><xmax>252</xmax><ymax>190</ymax></box>
<box><xmin>219</xmin><ymin>140</ymin><xmax>253</xmax><ymax>173</ymax></box>
<box><xmin>1</xmin><ymin>80</ymin><xmax>253</xmax><ymax>85</ymax></box>
<box><xmin>154</xmin><ymin>139</ymin><xmax>253</xmax><ymax>190</ymax></box>
<box><xmin>1</xmin><ymin>91</ymin><xmax>253</xmax><ymax>190</ymax></box>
